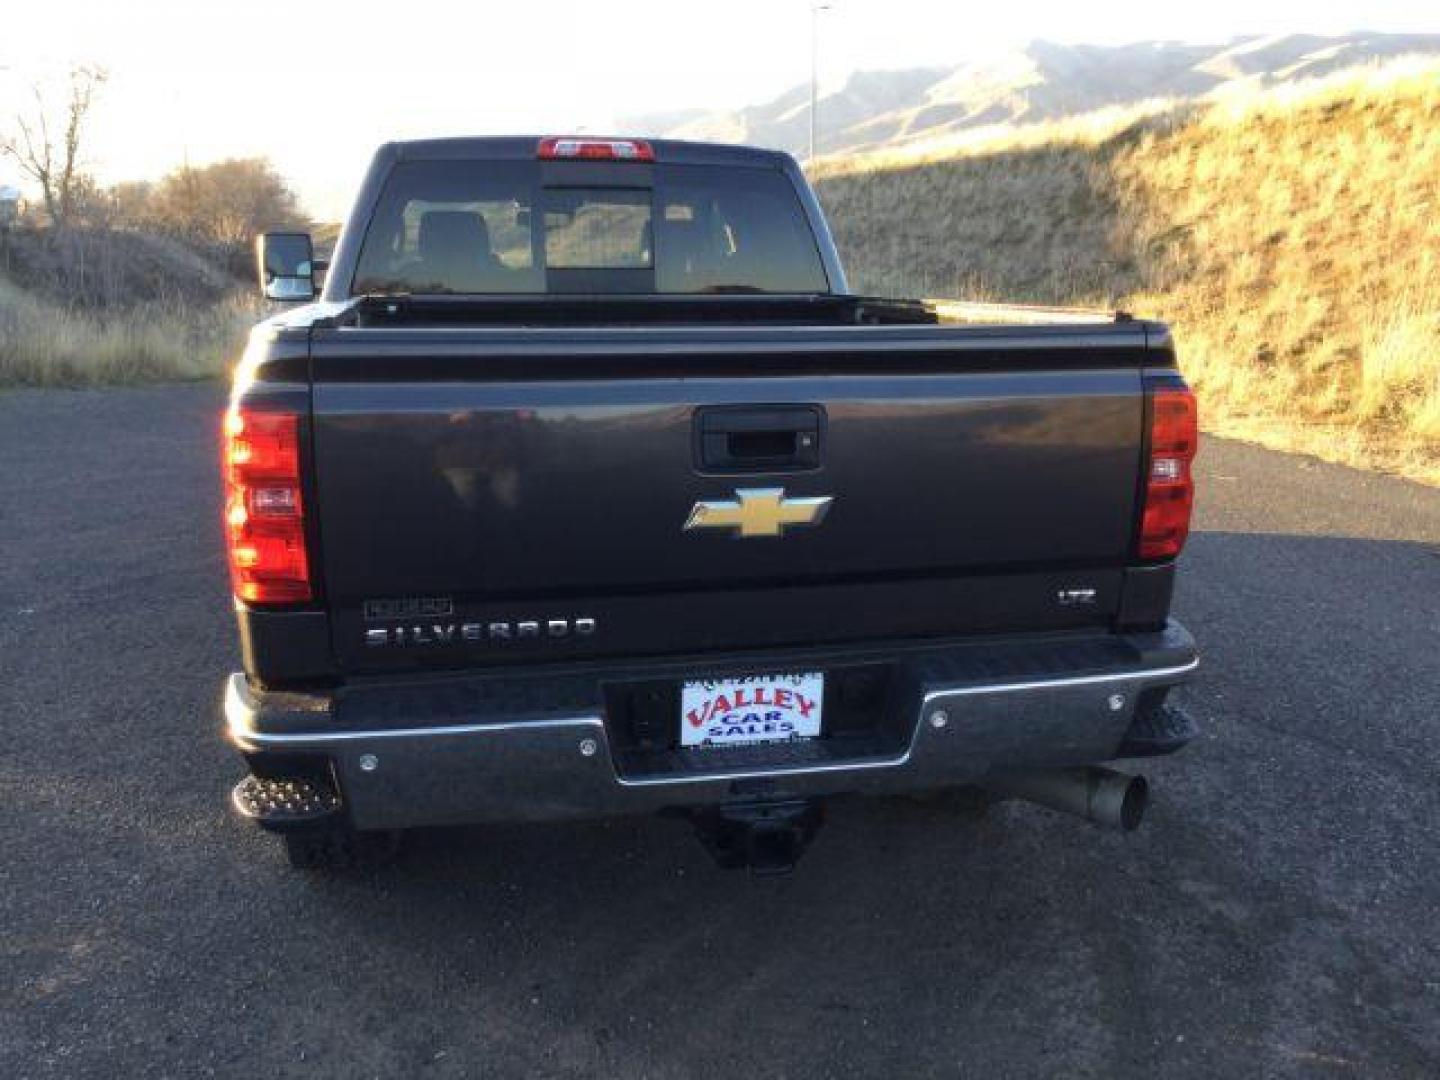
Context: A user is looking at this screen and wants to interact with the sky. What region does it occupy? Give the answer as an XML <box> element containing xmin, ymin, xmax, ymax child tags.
<box><xmin>2</xmin><ymin>0</ymin><xmax>1438</xmax><ymax>218</ymax></box>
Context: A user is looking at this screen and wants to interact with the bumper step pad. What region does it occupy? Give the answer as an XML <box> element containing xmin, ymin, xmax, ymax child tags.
<box><xmin>232</xmin><ymin>775</ymin><xmax>343</xmax><ymax>829</ymax></box>
<box><xmin>1116</xmin><ymin>702</ymin><xmax>1200</xmax><ymax>758</ymax></box>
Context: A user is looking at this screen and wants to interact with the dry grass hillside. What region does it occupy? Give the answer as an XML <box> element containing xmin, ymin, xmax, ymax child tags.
<box><xmin>0</xmin><ymin>228</ymin><xmax>259</xmax><ymax>385</ymax></box>
<box><xmin>0</xmin><ymin>155</ymin><xmax>299</xmax><ymax>387</ymax></box>
<box><xmin>0</xmin><ymin>276</ymin><xmax>258</xmax><ymax>385</ymax></box>
<box><xmin>814</xmin><ymin>58</ymin><xmax>1440</xmax><ymax>485</ymax></box>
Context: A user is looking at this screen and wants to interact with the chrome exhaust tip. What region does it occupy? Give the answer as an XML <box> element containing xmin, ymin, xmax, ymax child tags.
<box><xmin>981</xmin><ymin>766</ymin><xmax>1149</xmax><ymax>832</ymax></box>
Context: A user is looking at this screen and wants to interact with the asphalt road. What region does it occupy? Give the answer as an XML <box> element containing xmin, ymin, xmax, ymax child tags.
<box><xmin>3</xmin><ymin>383</ymin><xmax>1438</xmax><ymax>1079</ymax></box>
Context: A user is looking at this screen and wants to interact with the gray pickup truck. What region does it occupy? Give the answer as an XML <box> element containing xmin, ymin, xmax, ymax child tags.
<box><xmin>225</xmin><ymin>136</ymin><xmax>1198</xmax><ymax>872</ymax></box>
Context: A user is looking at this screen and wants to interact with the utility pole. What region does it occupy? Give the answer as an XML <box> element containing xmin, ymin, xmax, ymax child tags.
<box><xmin>809</xmin><ymin>3</ymin><xmax>831</xmax><ymax>165</ymax></box>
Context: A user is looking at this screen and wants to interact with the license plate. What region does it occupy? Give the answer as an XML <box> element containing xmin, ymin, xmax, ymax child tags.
<box><xmin>680</xmin><ymin>672</ymin><xmax>825</xmax><ymax>748</ymax></box>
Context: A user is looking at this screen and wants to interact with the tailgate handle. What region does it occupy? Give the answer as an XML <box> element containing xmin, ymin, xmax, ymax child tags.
<box><xmin>696</xmin><ymin>406</ymin><xmax>822</xmax><ymax>471</ymax></box>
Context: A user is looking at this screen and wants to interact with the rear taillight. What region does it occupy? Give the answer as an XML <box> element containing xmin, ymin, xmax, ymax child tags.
<box><xmin>537</xmin><ymin>137</ymin><xmax>654</xmax><ymax>162</ymax></box>
<box><xmin>223</xmin><ymin>406</ymin><xmax>312</xmax><ymax>603</ymax></box>
<box><xmin>1139</xmin><ymin>383</ymin><xmax>1198</xmax><ymax>560</ymax></box>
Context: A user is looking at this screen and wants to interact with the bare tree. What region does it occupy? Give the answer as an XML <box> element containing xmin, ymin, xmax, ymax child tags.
<box><xmin>1</xmin><ymin>65</ymin><xmax>108</xmax><ymax>228</ymax></box>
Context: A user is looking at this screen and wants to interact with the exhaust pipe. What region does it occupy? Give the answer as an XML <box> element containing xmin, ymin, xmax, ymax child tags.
<box><xmin>981</xmin><ymin>766</ymin><xmax>1148</xmax><ymax>832</ymax></box>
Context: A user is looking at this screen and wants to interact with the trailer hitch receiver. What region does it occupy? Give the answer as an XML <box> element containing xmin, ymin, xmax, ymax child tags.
<box><xmin>691</xmin><ymin>799</ymin><xmax>824</xmax><ymax>875</ymax></box>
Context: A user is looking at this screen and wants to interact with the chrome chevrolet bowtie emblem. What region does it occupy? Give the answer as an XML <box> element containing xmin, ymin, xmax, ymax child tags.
<box><xmin>684</xmin><ymin>488</ymin><xmax>833</xmax><ymax>538</ymax></box>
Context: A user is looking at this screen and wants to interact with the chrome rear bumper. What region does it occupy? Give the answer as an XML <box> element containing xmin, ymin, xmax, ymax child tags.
<box><xmin>225</xmin><ymin>624</ymin><xmax>1198</xmax><ymax>831</ymax></box>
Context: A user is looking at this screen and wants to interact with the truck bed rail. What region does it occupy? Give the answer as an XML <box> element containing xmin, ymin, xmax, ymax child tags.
<box><xmin>925</xmin><ymin>299</ymin><xmax>1131</xmax><ymax>326</ymax></box>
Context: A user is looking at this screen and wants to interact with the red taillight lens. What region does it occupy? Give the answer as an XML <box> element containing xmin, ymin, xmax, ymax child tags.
<box><xmin>1139</xmin><ymin>384</ymin><xmax>1198</xmax><ymax>560</ymax></box>
<box><xmin>537</xmin><ymin>137</ymin><xmax>654</xmax><ymax>161</ymax></box>
<box><xmin>223</xmin><ymin>407</ymin><xmax>312</xmax><ymax>603</ymax></box>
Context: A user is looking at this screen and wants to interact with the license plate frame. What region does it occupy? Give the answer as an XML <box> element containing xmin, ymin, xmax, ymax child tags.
<box><xmin>679</xmin><ymin>671</ymin><xmax>825</xmax><ymax>749</ymax></box>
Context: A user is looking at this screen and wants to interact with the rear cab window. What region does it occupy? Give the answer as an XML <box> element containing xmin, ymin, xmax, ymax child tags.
<box><xmin>352</xmin><ymin>159</ymin><xmax>830</xmax><ymax>296</ymax></box>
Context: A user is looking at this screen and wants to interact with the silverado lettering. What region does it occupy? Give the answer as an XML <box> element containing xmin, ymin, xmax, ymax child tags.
<box><xmin>223</xmin><ymin>136</ymin><xmax>1199</xmax><ymax>872</ymax></box>
<box><xmin>365</xmin><ymin>618</ymin><xmax>598</xmax><ymax>647</ymax></box>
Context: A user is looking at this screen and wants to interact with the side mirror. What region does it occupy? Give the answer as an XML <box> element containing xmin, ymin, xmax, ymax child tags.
<box><xmin>256</xmin><ymin>231</ymin><xmax>316</xmax><ymax>301</ymax></box>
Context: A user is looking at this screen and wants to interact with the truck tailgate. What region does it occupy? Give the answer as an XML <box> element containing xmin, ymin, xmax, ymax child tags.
<box><xmin>309</xmin><ymin>324</ymin><xmax>1148</xmax><ymax>672</ymax></box>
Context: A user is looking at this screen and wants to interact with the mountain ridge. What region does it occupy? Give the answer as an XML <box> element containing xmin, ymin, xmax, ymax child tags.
<box><xmin>623</xmin><ymin>32</ymin><xmax>1440</xmax><ymax>158</ymax></box>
